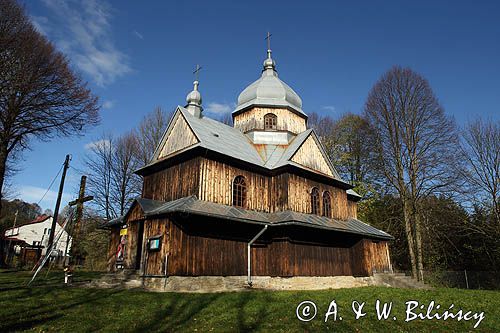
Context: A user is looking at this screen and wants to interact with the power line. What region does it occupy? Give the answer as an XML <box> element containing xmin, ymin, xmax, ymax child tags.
<box><xmin>36</xmin><ymin>162</ymin><xmax>65</xmax><ymax>207</ymax></box>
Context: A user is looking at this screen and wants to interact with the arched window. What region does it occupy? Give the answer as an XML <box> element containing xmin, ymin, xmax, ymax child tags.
<box><xmin>311</xmin><ymin>187</ymin><xmax>320</xmax><ymax>215</ymax></box>
<box><xmin>232</xmin><ymin>176</ymin><xmax>247</xmax><ymax>208</ymax></box>
<box><xmin>264</xmin><ymin>113</ymin><xmax>277</xmax><ymax>130</ymax></box>
<box><xmin>322</xmin><ymin>191</ymin><xmax>332</xmax><ymax>218</ymax></box>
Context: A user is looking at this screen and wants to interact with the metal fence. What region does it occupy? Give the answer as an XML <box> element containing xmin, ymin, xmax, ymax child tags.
<box><xmin>421</xmin><ymin>270</ymin><xmax>499</xmax><ymax>290</ymax></box>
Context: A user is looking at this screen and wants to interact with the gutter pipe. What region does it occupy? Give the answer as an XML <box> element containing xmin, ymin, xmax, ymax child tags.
<box><xmin>247</xmin><ymin>225</ymin><xmax>268</xmax><ymax>286</ymax></box>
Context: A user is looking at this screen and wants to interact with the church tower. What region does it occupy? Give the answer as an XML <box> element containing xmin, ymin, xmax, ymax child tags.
<box><xmin>233</xmin><ymin>45</ymin><xmax>307</xmax><ymax>145</ymax></box>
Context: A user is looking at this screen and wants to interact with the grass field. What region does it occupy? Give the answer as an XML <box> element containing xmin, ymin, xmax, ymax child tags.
<box><xmin>0</xmin><ymin>270</ymin><xmax>499</xmax><ymax>332</ymax></box>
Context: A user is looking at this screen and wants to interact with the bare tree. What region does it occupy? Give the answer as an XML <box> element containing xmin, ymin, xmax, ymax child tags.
<box><xmin>461</xmin><ymin>119</ymin><xmax>500</xmax><ymax>222</ymax></box>
<box><xmin>84</xmin><ymin>135</ymin><xmax>115</xmax><ymax>220</ymax></box>
<box><xmin>365</xmin><ymin>66</ymin><xmax>461</xmax><ymax>281</ymax></box>
<box><xmin>307</xmin><ymin>112</ymin><xmax>336</xmax><ymax>159</ymax></box>
<box><xmin>134</xmin><ymin>106</ymin><xmax>171</xmax><ymax>166</ymax></box>
<box><xmin>111</xmin><ymin>131</ymin><xmax>141</xmax><ymax>216</ymax></box>
<box><xmin>84</xmin><ymin>131</ymin><xmax>142</xmax><ymax>219</ymax></box>
<box><xmin>219</xmin><ymin>112</ymin><xmax>233</xmax><ymax>126</ymax></box>
<box><xmin>0</xmin><ymin>0</ymin><xmax>99</xmax><ymax>216</ymax></box>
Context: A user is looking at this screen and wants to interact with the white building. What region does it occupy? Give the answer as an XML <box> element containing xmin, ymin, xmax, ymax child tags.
<box><xmin>4</xmin><ymin>215</ymin><xmax>72</xmax><ymax>256</ymax></box>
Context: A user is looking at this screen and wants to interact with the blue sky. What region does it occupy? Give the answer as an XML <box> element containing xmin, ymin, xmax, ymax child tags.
<box><xmin>11</xmin><ymin>0</ymin><xmax>500</xmax><ymax>210</ymax></box>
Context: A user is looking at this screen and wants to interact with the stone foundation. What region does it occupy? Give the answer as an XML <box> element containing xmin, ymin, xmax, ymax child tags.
<box><xmin>90</xmin><ymin>273</ymin><xmax>429</xmax><ymax>292</ymax></box>
<box><xmin>142</xmin><ymin>275</ymin><xmax>377</xmax><ymax>293</ymax></box>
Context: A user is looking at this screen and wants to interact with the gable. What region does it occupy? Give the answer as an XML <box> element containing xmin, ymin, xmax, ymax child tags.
<box><xmin>157</xmin><ymin>112</ymin><xmax>199</xmax><ymax>160</ymax></box>
<box><xmin>291</xmin><ymin>134</ymin><xmax>334</xmax><ymax>177</ymax></box>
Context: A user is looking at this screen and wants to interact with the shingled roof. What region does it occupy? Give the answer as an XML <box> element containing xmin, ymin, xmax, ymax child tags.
<box><xmin>137</xmin><ymin>107</ymin><xmax>346</xmax><ymax>184</ymax></box>
<box><xmin>103</xmin><ymin>196</ymin><xmax>392</xmax><ymax>240</ymax></box>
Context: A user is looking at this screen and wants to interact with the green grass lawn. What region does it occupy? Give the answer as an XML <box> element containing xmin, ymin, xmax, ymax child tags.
<box><xmin>0</xmin><ymin>270</ymin><xmax>499</xmax><ymax>332</ymax></box>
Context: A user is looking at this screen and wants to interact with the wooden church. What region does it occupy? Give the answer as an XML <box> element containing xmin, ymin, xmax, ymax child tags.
<box><xmin>105</xmin><ymin>47</ymin><xmax>393</xmax><ymax>285</ymax></box>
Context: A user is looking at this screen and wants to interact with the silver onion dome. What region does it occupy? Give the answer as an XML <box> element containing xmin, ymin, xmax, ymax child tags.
<box><xmin>234</xmin><ymin>49</ymin><xmax>304</xmax><ymax>116</ymax></box>
<box><xmin>186</xmin><ymin>80</ymin><xmax>202</xmax><ymax>106</ymax></box>
<box><xmin>185</xmin><ymin>80</ymin><xmax>203</xmax><ymax>117</ymax></box>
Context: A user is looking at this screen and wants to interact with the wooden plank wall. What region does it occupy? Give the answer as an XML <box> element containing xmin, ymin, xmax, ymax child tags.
<box><xmin>123</xmin><ymin>203</ymin><xmax>146</xmax><ymax>270</ymax></box>
<box><xmin>142</xmin><ymin>218</ymin><xmax>170</xmax><ymax>276</ymax></box>
<box><xmin>233</xmin><ymin>107</ymin><xmax>307</xmax><ymax>134</ymax></box>
<box><xmin>287</xmin><ymin>173</ymin><xmax>350</xmax><ymax>219</ymax></box>
<box><xmin>270</xmin><ymin>173</ymin><xmax>289</xmax><ymax>212</ymax></box>
<box><xmin>107</xmin><ymin>228</ymin><xmax>120</xmax><ymax>272</ymax></box>
<box><xmin>141</xmin><ymin>155</ymin><xmax>357</xmax><ymax>222</ymax></box>
<box><xmin>142</xmin><ymin>157</ymin><xmax>200</xmax><ymax>201</ymax></box>
<box><xmin>347</xmin><ymin>200</ymin><xmax>358</xmax><ymax>219</ymax></box>
<box><xmin>199</xmin><ymin>158</ymin><xmax>272</xmax><ymax>212</ymax></box>
<box><xmin>167</xmin><ymin>219</ymin><xmax>247</xmax><ymax>276</ymax></box>
<box><xmin>251</xmin><ymin>240</ymin><xmax>364</xmax><ymax>277</ymax></box>
<box><xmin>124</xmin><ymin>220</ymin><xmax>139</xmax><ymax>268</ymax></box>
<box><xmin>140</xmin><ymin>218</ymin><xmax>389</xmax><ymax>277</ymax></box>
<box><xmin>127</xmin><ymin>202</ymin><xmax>145</xmax><ymax>221</ymax></box>
<box><xmin>198</xmin><ymin>158</ymin><xmax>355</xmax><ymax>218</ymax></box>
<box><xmin>362</xmin><ymin>239</ymin><xmax>392</xmax><ymax>274</ymax></box>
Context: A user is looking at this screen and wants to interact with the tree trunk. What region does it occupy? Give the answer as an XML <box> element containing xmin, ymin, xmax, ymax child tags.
<box><xmin>0</xmin><ymin>144</ymin><xmax>9</xmax><ymax>267</ymax></box>
<box><xmin>414</xmin><ymin>209</ymin><xmax>425</xmax><ymax>282</ymax></box>
<box><xmin>0</xmin><ymin>144</ymin><xmax>8</xmax><ymax>216</ymax></box>
<box><xmin>403</xmin><ymin>198</ymin><xmax>418</xmax><ymax>279</ymax></box>
<box><xmin>493</xmin><ymin>194</ymin><xmax>500</xmax><ymax>224</ymax></box>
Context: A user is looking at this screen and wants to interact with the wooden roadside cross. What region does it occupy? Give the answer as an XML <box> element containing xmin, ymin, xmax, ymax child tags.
<box><xmin>67</xmin><ymin>175</ymin><xmax>93</xmax><ymax>264</ymax></box>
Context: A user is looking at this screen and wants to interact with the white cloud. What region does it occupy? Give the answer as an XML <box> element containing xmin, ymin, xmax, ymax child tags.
<box><xmin>322</xmin><ymin>105</ymin><xmax>336</xmax><ymax>112</ymax></box>
<box><xmin>102</xmin><ymin>100</ymin><xmax>114</xmax><ymax>109</ymax></box>
<box><xmin>18</xmin><ymin>185</ymin><xmax>71</xmax><ymax>211</ymax></box>
<box><xmin>205</xmin><ymin>102</ymin><xmax>232</xmax><ymax>115</ymax></box>
<box><xmin>133</xmin><ymin>30</ymin><xmax>144</xmax><ymax>40</ymax></box>
<box><xmin>84</xmin><ymin>139</ymin><xmax>112</xmax><ymax>151</ymax></box>
<box><xmin>38</xmin><ymin>0</ymin><xmax>131</xmax><ymax>86</ymax></box>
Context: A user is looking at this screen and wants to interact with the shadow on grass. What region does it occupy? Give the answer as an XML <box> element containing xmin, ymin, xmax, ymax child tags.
<box><xmin>0</xmin><ymin>287</ymin><xmax>125</xmax><ymax>332</ymax></box>
<box><xmin>2</xmin><ymin>312</ymin><xmax>64</xmax><ymax>332</ymax></box>
<box><xmin>131</xmin><ymin>291</ymin><xmax>272</xmax><ymax>332</ymax></box>
<box><xmin>236</xmin><ymin>291</ymin><xmax>271</xmax><ymax>332</ymax></box>
<box><xmin>133</xmin><ymin>293</ymin><xmax>222</xmax><ymax>332</ymax></box>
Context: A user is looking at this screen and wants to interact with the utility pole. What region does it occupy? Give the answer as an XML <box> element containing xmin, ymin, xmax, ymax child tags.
<box><xmin>6</xmin><ymin>210</ymin><xmax>18</xmax><ymax>265</ymax></box>
<box><xmin>67</xmin><ymin>175</ymin><xmax>93</xmax><ymax>265</ymax></box>
<box><xmin>47</xmin><ymin>154</ymin><xmax>70</xmax><ymax>252</ymax></box>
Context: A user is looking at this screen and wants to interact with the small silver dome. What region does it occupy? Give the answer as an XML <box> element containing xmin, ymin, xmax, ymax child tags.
<box><xmin>185</xmin><ymin>80</ymin><xmax>203</xmax><ymax>117</ymax></box>
<box><xmin>234</xmin><ymin>51</ymin><xmax>304</xmax><ymax>116</ymax></box>
<box><xmin>186</xmin><ymin>80</ymin><xmax>202</xmax><ymax>106</ymax></box>
<box><xmin>263</xmin><ymin>49</ymin><xmax>276</xmax><ymax>70</ymax></box>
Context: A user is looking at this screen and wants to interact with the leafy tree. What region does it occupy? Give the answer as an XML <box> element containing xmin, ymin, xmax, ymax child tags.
<box><xmin>361</xmin><ymin>195</ymin><xmax>477</xmax><ymax>272</ymax></box>
<box><xmin>72</xmin><ymin>210</ymin><xmax>109</xmax><ymax>270</ymax></box>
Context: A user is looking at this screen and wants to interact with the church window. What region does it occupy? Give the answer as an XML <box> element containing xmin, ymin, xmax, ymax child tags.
<box><xmin>232</xmin><ymin>176</ymin><xmax>247</xmax><ymax>208</ymax></box>
<box><xmin>264</xmin><ymin>113</ymin><xmax>277</xmax><ymax>130</ymax></box>
<box><xmin>311</xmin><ymin>187</ymin><xmax>320</xmax><ymax>215</ymax></box>
<box><xmin>322</xmin><ymin>191</ymin><xmax>332</xmax><ymax>218</ymax></box>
